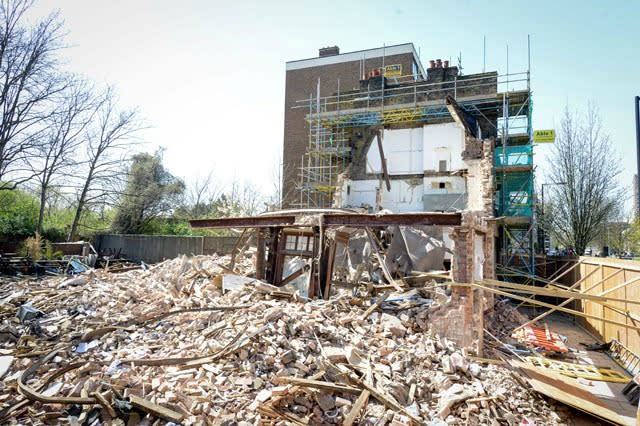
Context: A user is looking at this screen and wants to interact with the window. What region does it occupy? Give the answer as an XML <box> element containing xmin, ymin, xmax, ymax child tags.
<box><xmin>439</xmin><ymin>182</ymin><xmax>446</xmax><ymax>189</ymax></box>
<box><xmin>284</xmin><ymin>234</ymin><xmax>313</xmax><ymax>252</ymax></box>
<box><xmin>296</xmin><ymin>236</ymin><xmax>309</xmax><ymax>251</ymax></box>
<box><xmin>439</xmin><ymin>160</ymin><xmax>447</xmax><ymax>172</ymax></box>
<box><xmin>285</xmin><ymin>235</ymin><xmax>297</xmax><ymax>250</ymax></box>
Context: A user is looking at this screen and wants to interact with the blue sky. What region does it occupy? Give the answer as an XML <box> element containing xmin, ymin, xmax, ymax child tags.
<box><xmin>29</xmin><ymin>0</ymin><xmax>640</xmax><ymax>209</ymax></box>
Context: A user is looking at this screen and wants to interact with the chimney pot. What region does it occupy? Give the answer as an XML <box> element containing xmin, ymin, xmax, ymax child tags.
<box><xmin>429</xmin><ymin>60</ymin><xmax>436</xmax><ymax>69</ymax></box>
<box><xmin>436</xmin><ymin>59</ymin><xmax>442</xmax><ymax>68</ymax></box>
<box><xmin>443</xmin><ymin>60</ymin><xmax>449</xmax><ymax>68</ymax></box>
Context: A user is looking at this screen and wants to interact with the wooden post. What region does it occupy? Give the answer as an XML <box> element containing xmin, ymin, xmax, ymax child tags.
<box><xmin>255</xmin><ymin>229</ymin><xmax>265</xmax><ymax>280</ymax></box>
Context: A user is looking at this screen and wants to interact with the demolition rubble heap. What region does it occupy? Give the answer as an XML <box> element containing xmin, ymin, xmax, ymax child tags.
<box><xmin>0</xmin><ymin>255</ymin><xmax>563</xmax><ymax>425</ymax></box>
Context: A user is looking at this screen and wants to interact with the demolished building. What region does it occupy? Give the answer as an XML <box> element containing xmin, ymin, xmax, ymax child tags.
<box><xmin>282</xmin><ymin>43</ymin><xmax>534</xmax><ymax>280</ymax></box>
<box><xmin>0</xmin><ymin>44</ymin><xmax>638</xmax><ymax>426</ymax></box>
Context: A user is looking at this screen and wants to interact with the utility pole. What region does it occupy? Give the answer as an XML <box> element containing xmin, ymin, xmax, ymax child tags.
<box><xmin>636</xmin><ymin>96</ymin><xmax>640</xmax><ymax>218</ymax></box>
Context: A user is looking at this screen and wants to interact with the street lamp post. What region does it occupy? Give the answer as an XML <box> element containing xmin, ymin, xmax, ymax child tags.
<box><xmin>540</xmin><ymin>182</ymin><xmax>566</xmax><ymax>254</ymax></box>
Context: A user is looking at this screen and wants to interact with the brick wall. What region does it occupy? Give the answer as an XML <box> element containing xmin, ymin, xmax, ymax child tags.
<box><xmin>282</xmin><ymin>52</ymin><xmax>418</xmax><ymax>207</ymax></box>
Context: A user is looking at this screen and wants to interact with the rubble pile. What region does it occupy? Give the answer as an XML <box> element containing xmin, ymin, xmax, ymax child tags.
<box><xmin>485</xmin><ymin>299</ymin><xmax>530</xmax><ymax>339</ymax></box>
<box><xmin>0</xmin><ymin>255</ymin><xmax>561</xmax><ymax>425</ymax></box>
<box><xmin>482</xmin><ymin>299</ymin><xmax>532</xmax><ymax>358</ymax></box>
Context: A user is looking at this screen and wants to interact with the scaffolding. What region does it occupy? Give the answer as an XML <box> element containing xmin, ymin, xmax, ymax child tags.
<box><xmin>295</xmin><ymin>91</ymin><xmax>351</xmax><ymax>208</ymax></box>
<box><xmin>293</xmin><ymin>68</ymin><xmax>537</xmax><ymax>279</ymax></box>
<box><xmin>495</xmin><ymin>85</ymin><xmax>536</xmax><ymax>282</ymax></box>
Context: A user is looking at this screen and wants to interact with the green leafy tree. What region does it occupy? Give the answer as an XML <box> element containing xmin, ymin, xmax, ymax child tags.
<box><xmin>626</xmin><ymin>218</ymin><xmax>640</xmax><ymax>255</ymax></box>
<box><xmin>0</xmin><ymin>188</ymin><xmax>38</xmax><ymax>237</ymax></box>
<box><xmin>111</xmin><ymin>151</ymin><xmax>184</xmax><ymax>234</ymax></box>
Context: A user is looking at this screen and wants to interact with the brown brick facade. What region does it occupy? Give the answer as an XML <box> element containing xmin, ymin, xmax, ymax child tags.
<box><xmin>282</xmin><ymin>46</ymin><xmax>421</xmax><ymax>207</ymax></box>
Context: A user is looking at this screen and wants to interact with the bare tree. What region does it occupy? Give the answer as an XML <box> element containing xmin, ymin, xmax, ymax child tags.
<box><xmin>30</xmin><ymin>79</ymin><xmax>94</xmax><ymax>233</ymax></box>
<box><xmin>0</xmin><ymin>0</ymin><xmax>68</xmax><ymax>190</ymax></box>
<box><xmin>67</xmin><ymin>87</ymin><xmax>144</xmax><ymax>241</ymax></box>
<box><xmin>227</xmin><ymin>179</ymin><xmax>264</xmax><ymax>216</ymax></box>
<box><xmin>180</xmin><ymin>171</ymin><xmax>221</xmax><ymax>218</ymax></box>
<box><xmin>266</xmin><ymin>155</ymin><xmax>297</xmax><ymax>211</ymax></box>
<box><xmin>546</xmin><ymin>106</ymin><xmax>621</xmax><ymax>255</ymax></box>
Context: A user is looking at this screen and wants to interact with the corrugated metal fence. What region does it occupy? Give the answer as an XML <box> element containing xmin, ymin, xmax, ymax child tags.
<box><xmin>95</xmin><ymin>234</ymin><xmax>239</xmax><ymax>263</ymax></box>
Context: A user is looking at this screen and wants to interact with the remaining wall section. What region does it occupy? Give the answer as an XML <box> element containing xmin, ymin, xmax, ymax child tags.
<box><xmin>576</xmin><ymin>256</ymin><xmax>640</xmax><ymax>355</ymax></box>
<box><xmin>423</xmin><ymin>123</ymin><xmax>464</xmax><ymax>172</ymax></box>
<box><xmin>366</xmin><ymin>127</ymin><xmax>423</xmax><ymax>174</ymax></box>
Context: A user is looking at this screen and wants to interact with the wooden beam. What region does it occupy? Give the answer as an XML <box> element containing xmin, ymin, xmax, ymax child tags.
<box><xmin>365</xmin><ymin>227</ymin><xmax>404</xmax><ymax>291</ymax></box>
<box><xmin>343</xmin><ymin>390</ymin><xmax>370</xmax><ymax>426</ymax></box>
<box><xmin>128</xmin><ymin>394</ymin><xmax>184</xmax><ymax>423</ymax></box>
<box><xmin>502</xmin><ymin>260</ymin><xmax>582</xmax><ymax>290</ymax></box>
<box><xmin>355</xmin><ymin>378</ymin><xmax>422</xmax><ymax>423</ymax></box>
<box><xmin>467</xmin><ymin>283</ymin><xmax>640</xmax><ymax>332</ymax></box>
<box><xmin>599</xmin><ymin>302</ymin><xmax>640</xmax><ymax>325</ymax></box>
<box><xmin>190</xmin><ymin>215</ymin><xmax>296</xmax><ymax>229</ymax></box>
<box><xmin>482</xmin><ymin>279</ymin><xmax>640</xmax><ymax>305</ymax></box>
<box><xmin>280</xmin><ymin>266</ymin><xmax>309</xmax><ymax>287</ymax></box>
<box><xmin>513</xmin><ymin>265</ymin><xmax>605</xmax><ymax>331</ymax></box>
<box><xmin>228</xmin><ymin>228</ymin><xmax>248</xmax><ymax>271</ymax></box>
<box><xmin>361</xmin><ymin>291</ymin><xmax>391</xmax><ymax>320</ymax></box>
<box><xmin>375</xmin><ymin>130</ymin><xmax>391</xmax><ymax>191</ymax></box>
<box><xmin>518</xmin><ymin>261</ymin><xmax>597</xmax><ymax>307</ymax></box>
<box><xmin>597</xmin><ymin>274</ymin><xmax>640</xmax><ymax>297</ymax></box>
<box><xmin>322</xmin><ymin>212</ymin><xmax>462</xmax><ymax>227</ymax></box>
<box><xmin>274</xmin><ymin>377</ymin><xmax>361</xmax><ymax>395</ymax></box>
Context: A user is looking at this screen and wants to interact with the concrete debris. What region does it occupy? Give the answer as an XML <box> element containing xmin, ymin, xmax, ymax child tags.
<box><xmin>0</xmin><ymin>254</ymin><xmax>563</xmax><ymax>425</ymax></box>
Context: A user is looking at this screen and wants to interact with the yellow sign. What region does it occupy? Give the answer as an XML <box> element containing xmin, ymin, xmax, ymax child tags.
<box><xmin>384</xmin><ymin>64</ymin><xmax>402</xmax><ymax>77</ymax></box>
<box><xmin>533</xmin><ymin>129</ymin><xmax>555</xmax><ymax>143</ymax></box>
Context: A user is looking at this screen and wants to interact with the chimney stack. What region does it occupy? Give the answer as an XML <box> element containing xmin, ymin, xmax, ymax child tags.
<box><xmin>319</xmin><ymin>46</ymin><xmax>340</xmax><ymax>57</ymax></box>
<box><xmin>427</xmin><ymin>58</ymin><xmax>459</xmax><ymax>83</ymax></box>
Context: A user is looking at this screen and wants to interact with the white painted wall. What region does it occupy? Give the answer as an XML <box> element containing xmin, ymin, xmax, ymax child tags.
<box><xmin>342</xmin><ymin>179</ymin><xmax>423</xmax><ymax>212</ymax></box>
<box><xmin>423</xmin><ymin>176</ymin><xmax>466</xmax><ymax>194</ymax></box>
<box><xmin>366</xmin><ymin>128</ymin><xmax>423</xmax><ymax>175</ymax></box>
<box><xmin>338</xmin><ymin>121</ymin><xmax>482</xmax><ymax>213</ymax></box>
<box><xmin>465</xmin><ymin>159</ymin><xmax>484</xmax><ymax>211</ymax></box>
<box><xmin>473</xmin><ymin>234</ymin><xmax>485</xmax><ymax>281</ymax></box>
<box><xmin>443</xmin><ymin>230</ymin><xmax>453</xmax><ymax>260</ymax></box>
<box><xmin>344</xmin><ymin>180</ymin><xmax>376</xmax><ymax>209</ymax></box>
<box><xmin>423</xmin><ymin>123</ymin><xmax>465</xmax><ymax>172</ymax></box>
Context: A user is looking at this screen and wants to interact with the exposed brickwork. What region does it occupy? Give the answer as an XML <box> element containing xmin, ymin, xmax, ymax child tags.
<box><xmin>446</xmin><ymin>210</ymin><xmax>497</xmax><ymax>354</ymax></box>
<box><xmin>282</xmin><ymin>52</ymin><xmax>418</xmax><ymax>207</ymax></box>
